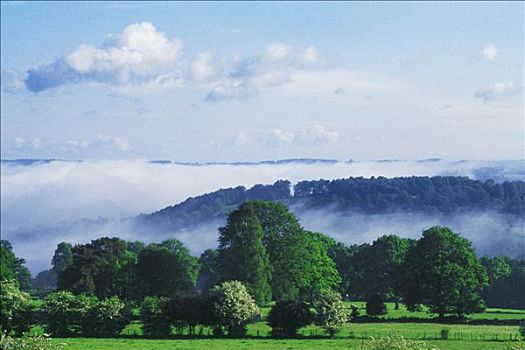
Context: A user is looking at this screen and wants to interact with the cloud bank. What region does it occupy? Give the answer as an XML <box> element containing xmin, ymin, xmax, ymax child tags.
<box><xmin>2</xmin><ymin>158</ymin><xmax>524</xmax><ymax>273</ymax></box>
<box><xmin>21</xmin><ymin>22</ymin><xmax>330</xmax><ymax>101</ymax></box>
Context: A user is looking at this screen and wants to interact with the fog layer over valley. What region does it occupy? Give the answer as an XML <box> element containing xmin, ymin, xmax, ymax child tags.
<box><xmin>1</xmin><ymin>158</ymin><xmax>524</xmax><ymax>273</ymax></box>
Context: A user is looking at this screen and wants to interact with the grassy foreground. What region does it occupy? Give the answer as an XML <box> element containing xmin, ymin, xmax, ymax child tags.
<box><xmin>53</xmin><ymin>338</ymin><xmax>520</xmax><ymax>350</ymax></box>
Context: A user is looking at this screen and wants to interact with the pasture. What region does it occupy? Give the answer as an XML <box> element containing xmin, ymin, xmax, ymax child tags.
<box><xmin>46</xmin><ymin>302</ymin><xmax>524</xmax><ymax>350</ymax></box>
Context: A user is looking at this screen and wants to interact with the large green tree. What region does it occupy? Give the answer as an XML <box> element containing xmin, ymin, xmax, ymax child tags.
<box><xmin>0</xmin><ymin>240</ymin><xmax>32</xmax><ymax>291</ymax></box>
<box><xmin>347</xmin><ymin>235</ymin><xmax>412</xmax><ymax>302</ymax></box>
<box><xmin>217</xmin><ymin>202</ymin><xmax>272</xmax><ymax>305</ymax></box>
<box><xmin>134</xmin><ymin>243</ymin><xmax>196</xmax><ymax>299</ymax></box>
<box><xmin>52</xmin><ymin>242</ymin><xmax>73</xmax><ymax>275</ymax></box>
<box><xmin>58</xmin><ymin>237</ymin><xmax>129</xmax><ymax>298</ymax></box>
<box><xmin>399</xmin><ymin>226</ymin><xmax>488</xmax><ymax>318</ymax></box>
<box><xmin>480</xmin><ymin>256</ymin><xmax>525</xmax><ymax>309</ymax></box>
<box><xmin>196</xmin><ymin>249</ymin><xmax>219</xmax><ymax>293</ymax></box>
<box><xmin>244</xmin><ymin>201</ymin><xmax>341</xmax><ymax>301</ymax></box>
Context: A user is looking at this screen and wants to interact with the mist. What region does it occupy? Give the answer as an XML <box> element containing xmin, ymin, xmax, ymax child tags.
<box><xmin>1</xmin><ymin>158</ymin><xmax>523</xmax><ymax>273</ymax></box>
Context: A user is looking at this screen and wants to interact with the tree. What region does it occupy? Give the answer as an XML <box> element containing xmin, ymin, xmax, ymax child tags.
<box><xmin>267</xmin><ymin>300</ymin><xmax>312</xmax><ymax>337</ymax></box>
<box><xmin>32</xmin><ymin>270</ymin><xmax>57</xmax><ymax>290</ymax></box>
<box><xmin>140</xmin><ymin>296</ymin><xmax>171</xmax><ymax>337</ymax></box>
<box><xmin>134</xmin><ymin>244</ymin><xmax>196</xmax><ymax>299</ymax></box>
<box><xmin>196</xmin><ymin>249</ymin><xmax>219</xmax><ymax>293</ymax></box>
<box><xmin>399</xmin><ymin>226</ymin><xmax>488</xmax><ymax>318</ymax></box>
<box><xmin>312</xmin><ymin>290</ymin><xmax>348</xmax><ymax>337</ymax></box>
<box><xmin>210</xmin><ymin>281</ymin><xmax>260</xmax><ymax>337</ymax></box>
<box><xmin>58</xmin><ymin>237</ymin><xmax>128</xmax><ymax>298</ymax></box>
<box><xmin>82</xmin><ymin>296</ymin><xmax>129</xmax><ymax>337</ymax></box>
<box><xmin>42</xmin><ymin>291</ymin><xmax>97</xmax><ymax>337</ymax></box>
<box><xmin>160</xmin><ymin>239</ymin><xmax>200</xmax><ymax>286</ymax></box>
<box><xmin>271</xmin><ymin>230</ymin><xmax>341</xmax><ymax>301</ymax></box>
<box><xmin>0</xmin><ymin>279</ymin><xmax>32</xmax><ymax>335</ymax></box>
<box><xmin>481</xmin><ymin>256</ymin><xmax>525</xmax><ymax>309</ymax></box>
<box><xmin>244</xmin><ymin>201</ymin><xmax>341</xmax><ymax>301</ymax></box>
<box><xmin>0</xmin><ymin>240</ymin><xmax>32</xmax><ymax>291</ymax></box>
<box><xmin>347</xmin><ymin>235</ymin><xmax>412</xmax><ymax>302</ymax></box>
<box><xmin>217</xmin><ymin>203</ymin><xmax>272</xmax><ymax>305</ymax></box>
<box><xmin>366</xmin><ymin>293</ymin><xmax>387</xmax><ymax>317</ymax></box>
<box><xmin>51</xmin><ymin>242</ymin><xmax>73</xmax><ymax>275</ymax></box>
<box><xmin>167</xmin><ymin>295</ymin><xmax>214</xmax><ymax>336</ymax></box>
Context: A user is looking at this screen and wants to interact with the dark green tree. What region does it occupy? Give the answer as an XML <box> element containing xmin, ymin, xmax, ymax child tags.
<box><xmin>217</xmin><ymin>202</ymin><xmax>272</xmax><ymax>305</ymax></box>
<box><xmin>267</xmin><ymin>300</ymin><xmax>312</xmax><ymax>337</ymax></box>
<box><xmin>347</xmin><ymin>235</ymin><xmax>412</xmax><ymax>304</ymax></box>
<box><xmin>51</xmin><ymin>242</ymin><xmax>73</xmax><ymax>275</ymax></box>
<box><xmin>399</xmin><ymin>226</ymin><xmax>488</xmax><ymax>318</ymax></box>
<box><xmin>366</xmin><ymin>293</ymin><xmax>387</xmax><ymax>317</ymax></box>
<box><xmin>0</xmin><ymin>240</ymin><xmax>32</xmax><ymax>291</ymax></box>
<box><xmin>196</xmin><ymin>249</ymin><xmax>219</xmax><ymax>293</ymax></box>
<box><xmin>480</xmin><ymin>256</ymin><xmax>525</xmax><ymax>309</ymax></box>
<box><xmin>134</xmin><ymin>244</ymin><xmax>196</xmax><ymax>299</ymax></box>
<box><xmin>140</xmin><ymin>296</ymin><xmax>171</xmax><ymax>337</ymax></box>
<box><xmin>160</xmin><ymin>238</ymin><xmax>200</xmax><ymax>286</ymax></box>
<box><xmin>58</xmin><ymin>237</ymin><xmax>128</xmax><ymax>298</ymax></box>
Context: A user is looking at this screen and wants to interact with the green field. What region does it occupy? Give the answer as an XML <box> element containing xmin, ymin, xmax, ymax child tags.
<box><xmin>41</xmin><ymin>302</ymin><xmax>525</xmax><ymax>350</ymax></box>
<box><xmin>53</xmin><ymin>337</ymin><xmax>522</xmax><ymax>350</ymax></box>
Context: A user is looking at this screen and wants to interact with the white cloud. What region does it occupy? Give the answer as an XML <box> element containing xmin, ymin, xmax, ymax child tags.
<box><xmin>14</xmin><ymin>137</ymin><xmax>27</xmax><ymax>148</ymax></box>
<box><xmin>475</xmin><ymin>81</ymin><xmax>517</xmax><ymax>101</ymax></box>
<box><xmin>98</xmin><ymin>135</ymin><xmax>131</xmax><ymax>151</ymax></box>
<box><xmin>66</xmin><ymin>140</ymin><xmax>89</xmax><ymax>148</ymax></box>
<box><xmin>299</xmin><ymin>124</ymin><xmax>339</xmax><ymax>143</ymax></box>
<box><xmin>482</xmin><ymin>43</ymin><xmax>497</xmax><ymax>61</ymax></box>
<box><xmin>190</xmin><ymin>51</ymin><xmax>218</xmax><ymax>82</ymax></box>
<box><xmin>265</xmin><ymin>43</ymin><xmax>292</xmax><ymax>61</ymax></box>
<box><xmin>205</xmin><ymin>78</ymin><xmax>257</xmax><ymax>101</ymax></box>
<box><xmin>271</xmin><ymin>129</ymin><xmax>296</xmax><ymax>145</ymax></box>
<box><xmin>267</xmin><ymin>125</ymin><xmax>338</xmax><ymax>147</ymax></box>
<box><xmin>66</xmin><ymin>22</ymin><xmax>183</xmax><ymax>78</ymax></box>
<box><xmin>32</xmin><ymin>138</ymin><xmax>43</xmax><ymax>149</ymax></box>
<box><xmin>299</xmin><ymin>45</ymin><xmax>321</xmax><ymax>66</ymax></box>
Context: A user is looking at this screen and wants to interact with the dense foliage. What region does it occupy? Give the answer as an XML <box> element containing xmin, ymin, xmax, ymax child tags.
<box><xmin>481</xmin><ymin>256</ymin><xmax>525</xmax><ymax>309</ymax></box>
<box><xmin>267</xmin><ymin>300</ymin><xmax>312</xmax><ymax>337</ymax></box>
<box><xmin>217</xmin><ymin>202</ymin><xmax>272</xmax><ymax>305</ymax></box>
<box><xmin>366</xmin><ymin>293</ymin><xmax>388</xmax><ymax>317</ymax></box>
<box><xmin>399</xmin><ymin>226</ymin><xmax>488</xmax><ymax>318</ymax></box>
<box><xmin>312</xmin><ymin>290</ymin><xmax>348</xmax><ymax>337</ymax></box>
<box><xmin>0</xmin><ymin>241</ymin><xmax>31</xmax><ymax>291</ymax></box>
<box><xmin>209</xmin><ymin>281</ymin><xmax>261</xmax><ymax>337</ymax></box>
<box><xmin>139</xmin><ymin>177</ymin><xmax>525</xmax><ymax>233</ymax></box>
<box><xmin>0</xmin><ymin>279</ymin><xmax>32</xmax><ymax>335</ymax></box>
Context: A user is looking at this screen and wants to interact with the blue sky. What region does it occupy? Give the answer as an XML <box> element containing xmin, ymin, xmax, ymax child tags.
<box><xmin>1</xmin><ymin>1</ymin><xmax>523</xmax><ymax>161</ymax></box>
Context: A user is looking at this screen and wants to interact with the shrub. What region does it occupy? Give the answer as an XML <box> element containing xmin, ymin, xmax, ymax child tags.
<box><xmin>267</xmin><ymin>300</ymin><xmax>312</xmax><ymax>337</ymax></box>
<box><xmin>42</xmin><ymin>291</ymin><xmax>97</xmax><ymax>337</ymax></box>
<box><xmin>82</xmin><ymin>296</ymin><xmax>130</xmax><ymax>337</ymax></box>
<box><xmin>312</xmin><ymin>290</ymin><xmax>348</xmax><ymax>337</ymax></box>
<box><xmin>349</xmin><ymin>304</ymin><xmax>360</xmax><ymax>321</ymax></box>
<box><xmin>140</xmin><ymin>296</ymin><xmax>171</xmax><ymax>337</ymax></box>
<box><xmin>440</xmin><ymin>328</ymin><xmax>450</xmax><ymax>340</ymax></box>
<box><xmin>0</xmin><ymin>332</ymin><xmax>65</xmax><ymax>350</ymax></box>
<box><xmin>0</xmin><ymin>279</ymin><xmax>33</xmax><ymax>336</ymax></box>
<box><xmin>210</xmin><ymin>281</ymin><xmax>260</xmax><ymax>337</ymax></box>
<box><xmin>364</xmin><ymin>335</ymin><xmax>439</xmax><ymax>350</ymax></box>
<box><xmin>366</xmin><ymin>293</ymin><xmax>387</xmax><ymax>317</ymax></box>
<box><xmin>167</xmin><ymin>295</ymin><xmax>214</xmax><ymax>336</ymax></box>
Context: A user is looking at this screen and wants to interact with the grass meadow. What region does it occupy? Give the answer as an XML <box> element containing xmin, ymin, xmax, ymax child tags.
<box><xmin>40</xmin><ymin>302</ymin><xmax>525</xmax><ymax>350</ymax></box>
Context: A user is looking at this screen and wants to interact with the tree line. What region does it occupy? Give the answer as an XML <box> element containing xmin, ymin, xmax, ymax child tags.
<box><xmin>2</xmin><ymin>200</ymin><xmax>525</xmax><ymax>337</ymax></box>
<box><xmin>141</xmin><ymin>177</ymin><xmax>524</xmax><ymax>232</ymax></box>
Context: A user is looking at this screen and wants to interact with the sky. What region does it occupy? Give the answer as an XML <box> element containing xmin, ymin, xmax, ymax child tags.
<box><xmin>1</xmin><ymin>1</ymin><xmax>524</xmax><ymax>162</ymax></box>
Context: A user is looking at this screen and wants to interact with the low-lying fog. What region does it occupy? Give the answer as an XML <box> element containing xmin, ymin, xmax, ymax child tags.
<box><xmin>1</xmin><ymin>159</ymin><xmax>524</xmax><ymax>273</ymax></box>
